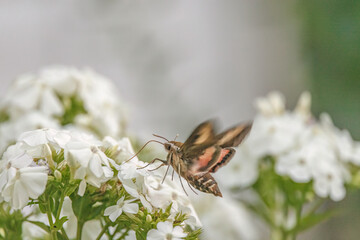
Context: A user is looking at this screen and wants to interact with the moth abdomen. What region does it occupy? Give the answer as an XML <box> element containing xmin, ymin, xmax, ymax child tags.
<box><xmin>187</xmin><ymin>173</ymin><xmax>222</xmax><ymax>197</ymax></box>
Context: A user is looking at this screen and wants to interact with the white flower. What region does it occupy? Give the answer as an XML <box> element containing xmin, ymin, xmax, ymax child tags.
<box><xmin>255</xmin><ymin>92</ymin><xmax>285</xmax><ymax>116</ymax></box>
<box><xmin>118</xmin><ymin>159</ymin><xmax>149</xmax><ymax>180</ymax></box>
<box><xmin>245</xmin><ymin>113</ymin><xmax>307</xmax><ymax>158</ymax></box>
<box><xmin>319</xmin><ymin>113</ymin><xmax>360</xmax><ymax>165</ymax></box>
<box><xmin>104</xmin><ymin>196</ymin><xmax>139</xmax><ymax>222</ymax></box>
<box><xmin>193</xmin><ymin>196</ymin><xmax>259</xmax><ymax>240</ymax></box>
<box><xmin>102</xmin><ymin>137</ymin><xmax>138</xmax><ymax>164</ymax></box>
<box><xmin>217</xmin><ymin>145</ymin><xmax>259</xmax><ymax>188</ymax></box>
<box><xmin>294</xmin><ymin>91</ymin><xmax>312</xmax><ymax>119</ymax></box>
<box><xmin>0</xmin><ymin>145</ymin><xmax>48</xmax><ymax>209</ymax></box>
<box><xmin>276</xmin><ymin>148</ymin><xmax>313</xmax><ymax>183</ymax></box>
<box><xmin>19</xmin><ymin>128</ymin><xmax>71</xmax><ymax>149</ymax></box>
<box><xmin>65</xmin><ymin>141</ymin><xmax>113</xmax><ymax>195</ymax></box>
<box><xmin>229</xmin><ymin>91</ymin><xmax>356</xmax><ymax>202</ymax></box>
<box><xmin>0</xmin><ymin>66</ymin><xmax>126</xmax><ymax>153</ymax></box>
<box><xmin>4</xmin><ymin>73</ymin><xmax>63</xmax><ymax>117</ymax></box>
<box><xmin>119</xmin><ymin>177</ymin><xmax>153</xmax><ymax>211</ymax></box>
<box><xmin>147</xmin><ymin>221</ymin><xmax>187</xmax><ymax>240</ymax></box>
<box><xmin>0</xmin><ymin>112</ymin><xmax>60</xmax><ymax>155</ymax></box>
<box><xmin>312</xmin><ymin>159</ymin><xmax>347</xmax><ymax>201</ymax></box>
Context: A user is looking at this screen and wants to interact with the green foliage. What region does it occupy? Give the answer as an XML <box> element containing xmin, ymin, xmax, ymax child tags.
<box><xmin>298</xmin><ymin>1</ymin><xmax>360</xmax><ymax>138</ymax></box>
<box><xmin>0</xmin><ymin>203</ymin><xmax>24</xmax><ymax>240</ymax></box>
<box><xmin>0</xmin><ymin>111</ymin><xmax>9</xmax><ymax>123</ymax></box>
<box><xmin>241</xmin><ymin>156</ymin><xmax>332</xmax><ymax>240</ymax></box>
<box><xmin>58</xmin><ymin>95</ymin><xmax>87</xmax><ymax>126</ymax></box>
<box><xmin>0</xmin><ymin>138</ymin><xmax>200</xmax><ymax>240</ymax></box>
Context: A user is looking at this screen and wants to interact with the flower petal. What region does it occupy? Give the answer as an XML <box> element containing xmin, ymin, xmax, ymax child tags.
<box><xmin>147</xmin><ymin>229</ymin><xmax>165</xmax><ymax>240</ymax></box>
<box><xmin>157</xmin><ymin>221</ymin><xmax>173</xmax><ymax>234</ymax></box>
<box><xmin>78</xmin><ymin>179</ymin><xmax>86</xmax><ymax>196</ymax></box>
<box><xmin>109</xmin><ymin>208</ymin><xmax>122</xmax><ymax>222</ymax></box>
<box><xmin>172</xmin><ymin>226</ymin><xmax>187</xmax><ymax>238</ymax></box>
<box><xmin>19</xmin><ymin>167</ymin><xmax>48</xmax><ymax>198</ymax></box>
<box><xmin>104</xmin><ymin>205</ymin><xmax>118</xmax><ymax>216</ymax></box>
<box><xmin>123</xmin><ymin>203</ymin><xmax>139</xmax><ymax>214</ymax></box>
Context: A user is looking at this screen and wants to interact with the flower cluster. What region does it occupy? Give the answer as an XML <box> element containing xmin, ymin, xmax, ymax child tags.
<box><xmin>215</xmin><ymin>92</ymin><xmax>360</xmax><ymax>239</ymax></box>
<box><xmin>219</xmin><ymin>92</ymin><xmax>360</xmax><ymax>201</ymax></box>
<box><xmin>0</xmin><ymin>66</ymin><xmax>126</xmax><ymax>154</ymax></box>
<box><xmin>0</xmin><ymin>128</ymin><xmax>200</xmax><ymax>239</ymax></box>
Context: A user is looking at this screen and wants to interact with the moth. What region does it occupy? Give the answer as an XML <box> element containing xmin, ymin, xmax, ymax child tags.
<box><xmin>131</xmin><ymin>120</ymin><xmax>252</xmax><ymax>197</ymax></box>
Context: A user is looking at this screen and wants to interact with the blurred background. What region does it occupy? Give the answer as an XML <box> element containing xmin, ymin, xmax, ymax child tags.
<box><xmin>0</xmin><ymin>1</ymin><xmax>359</xmax><ymax>239</ymax></box>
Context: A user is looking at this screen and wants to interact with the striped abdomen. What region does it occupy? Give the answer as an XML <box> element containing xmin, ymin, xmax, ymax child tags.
<box><xmin>187</xmin><ymin>173</ymin><xmax>222</xmax><ymax>197</ymax></box>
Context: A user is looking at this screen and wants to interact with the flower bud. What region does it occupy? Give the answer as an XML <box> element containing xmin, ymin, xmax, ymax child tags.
<box><xmin>54</xmin><ymin>170</ymin><xmax>62</xmax><ymax>180</ymax></box>
<box><xmin>146</xmin><ymin>214</ymin><xmax>152</xmax><ymax>223</ymax></box>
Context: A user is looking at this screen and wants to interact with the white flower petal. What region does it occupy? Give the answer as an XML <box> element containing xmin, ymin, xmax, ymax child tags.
<box><xmin>109</xmin><ymin>208</ymin><xmax>123</xmax><ymax>222</ymax></box>
<box><xmin>89</xmin><ymin>155</ymin><xmax>103</xmax><ymax>178</ymax></box>
<box><xmin>104</xmin><ymin>205</ymin><xmax>119</xmax><ymax>217</ymax></box>
<box><xmin>172</xmin><ymin>226</ymin><xmax>187</xmax><ymax>238</ymax></box>
<box><xmin>40</xmin><ymin>88</ymin><xmax>64</xmax><ymax>116</ymax></box>
<box><xmin>10</xmin><ymin>152</ymin><xmax>33</xmax><ymax>169</ymax></box>
<box><xmin>147</xmin><ymin>229</ymin><xmax>165</xmax><ymax>240</ymax></box>
<box><xmin>19</xmin><ymin>130</ymin><xmax>49</xmax><ymax>147</ymax></box>
<box><xmin>78</xmin><ymin>179</ymin><xmax>86</xmax><ymax>196</ymax></box>
<box><xmin>19</xmin><ymin>167</ymin><xmax>48</xmax><ymax>198</ymax></box>
<box><xmin>123</xmin><ymin>203</ymin><xmax>139</xmax><ymax>214</ymax></box>
<box><xmin>157</xmin><ymin>221</ymin><xmax>173</xmax><ymax>234</ymax></box>
<box><xmin>11</xmin><ymin>180</ymin><xmax>29</xmax><ymax>209</ymax></box>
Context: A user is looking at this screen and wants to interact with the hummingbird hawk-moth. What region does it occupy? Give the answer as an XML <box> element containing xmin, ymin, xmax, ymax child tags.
<box><xmin>132</xmin><ymin>120</ymin><xmax>252</xmax><ymax>197</ymax></box>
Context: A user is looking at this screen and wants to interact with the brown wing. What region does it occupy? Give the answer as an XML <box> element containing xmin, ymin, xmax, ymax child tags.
<box><xmin>186</xmin><ymin>122</ymin><xmax>252</xmax><ymax>173</ymax></box>
<box><xmin>180</xmin><ymin>120</ymin><xmax>217</xmax><ymax>151</ymax></box>
<box><xmin>215</xmin><ymin>122</ymin><xmax>252</xmax><ymax>148</ymax></box>
<box><xmin>189</xmin><ymin>146</ymin><xmax>235</xmax><ymax>173</ymax></box>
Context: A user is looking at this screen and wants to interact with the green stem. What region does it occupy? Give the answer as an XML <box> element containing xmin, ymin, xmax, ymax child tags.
<box><xmin>51</xmin><ymin>230</ymin><xmax>58</xmax><ymax>240</ymax></box>
<box><xmin>46</xmin><ymin>198</ymin><xmax>54</xmax><ymax>228</ymax></box>
<box><xmin>96</xmin><ymin>222</ymin><xmax>110</xmax><ymax>240</ymax></box>
<box><xmin>76</xmin><ymin>221</ymin><xmax>84</xmax><ymax>240</ymax></box>
<box><xmin>56</xmin><ymin>191</ymin><xmax>66</xmax><ymax>220</ymax></box>
<box><xmin>76</xmin><ymin>196</ymin><xmax>86</xmax><ymax>240</ymax></box>
<box><xmin>304</xmin><ymin>198</ymin><xmax>326</xmax><ymax>218</ymax></box>
<box><xmin>61</xmin><ymin>229</ymin><xmax>70</xmax><ymax>240</ymax></box>
<box><xmin>118</xmin><ymin>228</ymin><xmax>130</xmax><ymax>240</ymax></box>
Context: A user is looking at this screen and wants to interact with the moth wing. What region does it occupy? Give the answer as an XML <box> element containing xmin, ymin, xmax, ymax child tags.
<box><xmin>215</xmin><ymin>122</ymin><xmax>252</xmax><ymax>148</ymax></box>
<box><xmin>180</xmin><ymin>120</ymin><xmax>217</xmax><ymax>151</ymax></box>
<box><xmin>182</xmin><ymin>121</ymin><xmax>251</xmax><ymax>173</ymax></box>
<box><xmin>189</xmin><ymin>146</ymin><xmax>235</xmax><ymax>173</ymax></box>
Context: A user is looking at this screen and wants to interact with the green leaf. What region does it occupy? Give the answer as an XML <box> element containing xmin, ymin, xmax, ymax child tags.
<box><xmin>53</xmin><ymin>216</ymin><xmax>68</xmax><ymax>230</ymax></box>
<box><xmin>294</xmin><ymin>209</ymin><xmax>337</xmax><ymax>233</ymax></box>
<box><xmin>26</xmin><ymin>220</ymin><xmax>51</xmax><ymax>233</ymax></box>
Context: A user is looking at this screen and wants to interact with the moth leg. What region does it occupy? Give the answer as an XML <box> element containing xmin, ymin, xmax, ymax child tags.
<box><xmin>171</xmin><ymin>168</ymin><xmax>175</xmax><ymax>181</ymax></box>
<box><xmin>148</xmin><ymin>163</ymin><xmax>166</xmax><ymax>171</ymax></box>
<box><xmin>137</xmin><ymin>158</ymin><xmax>167</xmax><ymax>170</ymax></box>
<box><xmin>161</xmin><ymin>164</ymin><xmax>171</xmax><ymax>184</ymax></box>
<box><xmin>187</xmin><ymin>181</ymin><xmax>198</xmax><ymax>195</ymax></box>
<box><xmin>178</xmin><ymin>164</ymin><xmax>188</xmax><ymax>196</ymax></box>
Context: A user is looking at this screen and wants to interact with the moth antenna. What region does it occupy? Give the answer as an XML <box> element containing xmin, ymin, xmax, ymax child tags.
<box><xmin>173</xmin><ymin>133</ymin><xmax>179</xmax><ymax>141</ymax></box>
<box><xmin>178</xmin><ymin>164</ymin><xmax>188</xmax><ymax>196</ymax></box>
<box><xmin>187</xmin><ymin>181</ymin><xmax>198</xmax><ymax>195</ymax></box>
<box><xmin>153</xmin><ymin>134</ymin><xmax>170</xmax><ymax>142</ymax></box>
<box><xmin>161</xmin><ymin>164</ymin><xmax>171</xmax><ymax>184</ymax></box>
<box><xmin>125</xmin><ymin>140</ymin><xmax>164</xmax><ymax>163</ymax></box>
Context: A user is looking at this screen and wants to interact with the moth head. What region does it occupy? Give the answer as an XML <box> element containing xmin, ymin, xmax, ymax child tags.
<box><xmin>164</xmin><ymin>142</ymin><xmax>172</xmax><ymax>152</ymax></box>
